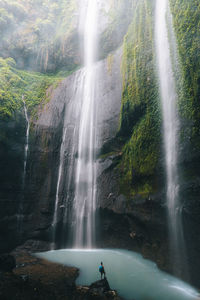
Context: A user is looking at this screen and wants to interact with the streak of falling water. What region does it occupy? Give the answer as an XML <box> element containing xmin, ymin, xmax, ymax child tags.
<box><xmin>22</xmin><ymin>95</ymin><xmax>30</xmax><ymax>188</ymax></box>
<box><xmin>52</xmin><ymin>126</ymin><xmax>68</xmax><ymax>248</ymax></box>
<box><xmin>155</xmin><ymin>0</ymin><xmax>187</xmax><ymax>277</ymax></box>
<box><xmin>73</xmin><ymin>0</ymin><xmax>98</xmax><ymax>248</ymax></box>
<box><xmin>52</xmin><ymin>72</ymin><xmax>84</xmax><ymax>249</ymax></box>
<box><xmin>18</xmin><ymin>95</ymin><xmax>30</xmax><ymax>233</ymax></box>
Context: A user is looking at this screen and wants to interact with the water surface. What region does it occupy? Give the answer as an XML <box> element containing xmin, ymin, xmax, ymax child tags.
<box><xmin>36</xmin><ymin>249</ymin><xmax>198</xmax><ymax>300</ymax></box>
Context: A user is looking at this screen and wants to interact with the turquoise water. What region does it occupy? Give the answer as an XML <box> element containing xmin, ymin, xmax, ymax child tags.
<box><xmin>36</xmin><ymin>249</ymin><xmax>199</xmax><ymax>300</ymax></box>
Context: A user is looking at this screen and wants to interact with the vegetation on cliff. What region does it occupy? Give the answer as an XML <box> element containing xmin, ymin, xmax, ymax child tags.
<box><xmin>117</xmin><ymin>0</ymin><xmax>161</xmax><ymax>198</ymax></box>
<box><xmin>169</xmin><ymin>0</ymin><xmax>200</xmax><ymax>157</ymax></box>
<box><xmin>0</xmin><ymin>57</ymin><xmax>62</xmax><ymax>120</ymax></box>
<box><xmin>0</xmin><ymin>0</ymin><xmax>78</xmax><ymax>72</ymax></box>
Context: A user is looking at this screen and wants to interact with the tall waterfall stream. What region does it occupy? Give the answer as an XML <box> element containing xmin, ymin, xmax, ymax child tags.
<box><xmin>73</xmin><ymin>0</ymin><xmax>98</xmax><ymax>248</ymax></box>
<box><xmin>22</xmin><ymin>95</ymin><xmax>30</xmax><ymax>189</ymax></box>
<box><xmin>155</xmin><ymin>0</ymin><xmax>187</xmax><ymax>276</ymax></box>
<box><xmin>52</xmin><ymin>0</ymin><xmax>99</xmax><ymax>248</ymax></box>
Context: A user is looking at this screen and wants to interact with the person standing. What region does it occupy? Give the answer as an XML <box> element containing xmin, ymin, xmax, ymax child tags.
<box><xmin>99</xmin><ymin>261</ymin><xmax>106</xmax><ymax>279</ymax></box>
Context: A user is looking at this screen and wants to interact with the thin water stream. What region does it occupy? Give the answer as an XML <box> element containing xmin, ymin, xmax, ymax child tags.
<box><xmin>36</xmin><ymin>249</ymin><xmax>199</xmax><ymax>300</ymax></box>
<box><xmin>17</xmin><ymin>95</ymin><xmax>30</xmax><ymax>232</ymax></box>
<box><xmin>22</xmin><ymin>95</ymin><xmax>30</xmax><ymax>188</ymax></box>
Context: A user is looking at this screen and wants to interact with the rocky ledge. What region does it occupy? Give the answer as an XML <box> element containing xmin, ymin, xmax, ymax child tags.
<box><xmin>0</xmin><ymin>252</ymin><xmax>122</xmax><ymax>300</ymax></box>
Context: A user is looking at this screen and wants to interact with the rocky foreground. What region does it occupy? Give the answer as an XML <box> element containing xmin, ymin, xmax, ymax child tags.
<box><xmin>0</xmin><ymin>252</ymin><xmax>123</xmax><ymax>300</ymax></box>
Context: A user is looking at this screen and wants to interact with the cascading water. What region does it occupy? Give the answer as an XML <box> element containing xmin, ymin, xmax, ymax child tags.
<box><xmin>51</xmin><ymin>71</ymin><xmax>85</xmax><ymax>249</ymax></box>
<box><xmin>52</xmin><ymin>126</ymin><xmax>68</xmax><ymax>247</ymax></box>
<box><xmin>73</xmin><ymin>0</ymin><xmax>98</xmax><ymax>248</ymax></box>
<box><xmin>155</xmin><ymin>0</ymin><xmax>187</xmax><ymax>276</ymax></box>
<box><xmin>18</xmin><ymin>95</ymin><xmax>30</xmax><ymax>232</ymax></box>
<box><xmin>22</xmin><ymin>95</ymin><xmax>30</xmax><ymax>188</ymax></box>
<box><xmin>52</xmin><ymin>0</ymin><xmax>99</xmax><ymax>249</ymax></box>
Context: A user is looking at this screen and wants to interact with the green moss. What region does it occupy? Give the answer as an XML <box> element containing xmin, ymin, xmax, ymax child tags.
<box><xmin>107</xmin><ymin>53</ymin><xmax>114</xmax><ymax>75</ymax></box>
<box><xmin>0</xmin><ymin>57</ymin><xmax>64</xmax><ymax>120</ymax></box>
<box><xmin>117</xmin><ymin>0</ymin><xmax>161</xmax><ymax>198</ymax></box>
<box><xmin>99</xmin><ymin>151</ymin><xmax>118</xmax><ymax>160</ymax></box>
<box><xmin>169</xmin><ymin>0</ymin><xmax>200</xmax><ymax>152</ymax></box>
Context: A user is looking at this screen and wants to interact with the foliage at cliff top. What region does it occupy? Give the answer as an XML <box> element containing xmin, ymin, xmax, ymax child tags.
<box><xmin>170</xmin><ymin>0</ymin><xmax>200</xmax><ymax>155</ymax></box>
<box><xmin>0</xmin><ymin>0</ymin><xmax>134</xmax><ymax>73</ymax></box>
<box><xmin>0</xmin><ymin>0</ymin><xmax>78</xmax><ymax>72</ymax></box>
<box><xmin>117</xmin><ymin>0</ymin><xmax>161</xmax><ymax>198</ymax></box>
<box><xmin>0</xmin><ymin>57</ymin><xmax>63</xmax><ymax>120</ymax></box>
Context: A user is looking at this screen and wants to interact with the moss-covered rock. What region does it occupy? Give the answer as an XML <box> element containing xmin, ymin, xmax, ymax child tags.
<box><xmin>0</xmin><ymin>57</ymin><xmax>64</xmax><ymax>121</ymax></box>
<box><xmin>0</xmin><ymin>0</ymin><xmax>79</xmax><ymax>72</ymax></box>
<box><xmin>169</xmin><ymin>0</ymin><xmax>200</xmax><ymax>159</ymax></box>
<box><xmin>116</xmin><ymin>0</ymin><xmax>161</xmax><ymax>198</ymax></box>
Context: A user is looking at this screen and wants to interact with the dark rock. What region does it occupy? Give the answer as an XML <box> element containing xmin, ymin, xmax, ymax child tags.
<box><xmin>89</xmin><ymin>278</ymin><xmax>111</xmax><ymax>292</ymax></box>
<box><xmin>78</xmin><ymin>278</ymin><xmax>122</xmax><ymax>300</ymax></box>
<box><xmin>0</xmin><ymin>254</ymin><xmax>16</xmax><ymax>272</ymax></box>
<box><xmin>0</xmin><ymin>251</ymin><xmax>79</xmax><ymax>300</ymax></box>
<box><xmin>20</xmin><ymin>274</ymin><xmax>29</xmax><ymax>282</ymax></box>
<box><xmin>13</xmin><ymin>239</ymin><xmax>52</xmax><ymax>254</ymax></box>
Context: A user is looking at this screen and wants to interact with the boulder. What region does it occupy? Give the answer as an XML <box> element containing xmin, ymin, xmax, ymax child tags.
<box><xmin>80</xmin><ymin>278</ymin><xmax>122</xmax><ymax>300</ymax></box>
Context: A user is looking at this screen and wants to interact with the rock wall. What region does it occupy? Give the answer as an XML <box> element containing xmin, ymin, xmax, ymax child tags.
<box><xmin>0</xmin><ymin>114</ymin><xmax>27</xmax><ymax>252</ymax></box>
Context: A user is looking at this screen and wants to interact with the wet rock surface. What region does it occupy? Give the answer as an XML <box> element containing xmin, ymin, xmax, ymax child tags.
<box><xmin>0</xmin><ymin>114</ymin><xmax>27</xmax><ymax>253</ymax></box>
<box><xmin>77</xmin><ymin>278</ymin><xmax>123</xmax><ymax>300</ymax></box>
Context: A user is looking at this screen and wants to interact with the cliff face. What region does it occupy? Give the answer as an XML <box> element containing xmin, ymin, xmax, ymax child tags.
<box><xmin>0</xmin><ymin>0</ymin><xmax>200</xmax><ymax>289</ymax></box>
<box><xmin>0</xmin><ymin>114</ymin><xmax>26</xmax><ymax>252</ymax></box>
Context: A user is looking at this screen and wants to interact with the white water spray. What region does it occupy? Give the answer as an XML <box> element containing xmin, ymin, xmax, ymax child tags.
<box><xmin>73</xmin><ymin>0</ymin><xmax>98</xmax><ymax>248</ymax></box>
<box><xmin>155</xmin><ymin>0</ymin><xmax>187</xmax><ymax>275</ymax></box>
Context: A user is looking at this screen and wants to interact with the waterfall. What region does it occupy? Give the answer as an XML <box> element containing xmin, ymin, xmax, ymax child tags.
<box><xmin>52</xmin><ymin>0</ymin><xmax>99</xmax><ymax>249</ymax></box>
<box><xmin>18</xmin><ymin>95</ymin><xmax>30</xmax><ymax>232</ymax></box>
<box><xmin>155</xmin><ymin>0</ymin><xmax>187</xmax><ymax>276</ymax></box>
<box><xmin>52</xmin><ymin>126</ymin><xmax>68</xmax><ymax>248</ymax></box>
<box><xmin>51</xmin><ymin>71</ymin><xmax>84</xmax><ymax>249</ymax></box>
<box><xmin>22</xmin><ymin>95</ymin><xmax>30</xmax><ymax>188</ymax></box>
<box><xmin>73</xmin><ymin>0</ymin><xmax>98</xmax><ymax>248</ymax></box>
